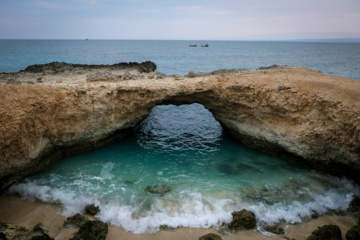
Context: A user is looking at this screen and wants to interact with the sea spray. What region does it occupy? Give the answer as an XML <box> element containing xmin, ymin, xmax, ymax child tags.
<box><xmin>8</xmin><ymin>104</ymin><xmax>360</xmax><ymax>233</ymax></box>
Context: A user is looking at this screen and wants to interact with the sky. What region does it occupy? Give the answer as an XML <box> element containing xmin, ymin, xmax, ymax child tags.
<box><xmin>0</xmin><ymin>0</ymin><xmax>359</xmax><ymax>40</ymax></box>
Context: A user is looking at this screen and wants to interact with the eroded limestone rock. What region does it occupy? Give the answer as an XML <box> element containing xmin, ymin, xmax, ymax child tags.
<box><xmin>0</xmin><ymin>65</ymin><xmax>360</xmax><ymax>191</ymax></box>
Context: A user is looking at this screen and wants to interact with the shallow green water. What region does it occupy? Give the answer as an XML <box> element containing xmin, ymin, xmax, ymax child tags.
<box><xmin>9</xmin><ymin>104</ymin><xmax>359</xmax><ymax>233</ymax></box>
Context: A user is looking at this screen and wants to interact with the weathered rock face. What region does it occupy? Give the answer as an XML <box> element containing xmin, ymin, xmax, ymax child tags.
<box><xmin>0</xmin><ymin>64</ymin><xmax>359</xmax><ymax>191</ymax></box>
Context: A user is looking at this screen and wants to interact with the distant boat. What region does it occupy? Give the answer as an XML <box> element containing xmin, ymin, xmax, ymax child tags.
<box><xmin>201</xmin><ymin>44</ymin><xmax>209</xmax><ymax>47</ymax></box>
<box><xmin>189</xmin><ymin>44</ymin><xmax>197</xmax><ymax>47</ymax></box>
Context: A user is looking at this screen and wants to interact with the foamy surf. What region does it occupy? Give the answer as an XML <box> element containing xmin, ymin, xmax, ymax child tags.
<box><xmin>8</xmin><ymin>175</ymin><xmax>359</xmax><ymax>234</ymax></box>
<box><xmin>7</xmin><ymin>104</ymin><xmax>360</xmax><ymax>234</ymax></box>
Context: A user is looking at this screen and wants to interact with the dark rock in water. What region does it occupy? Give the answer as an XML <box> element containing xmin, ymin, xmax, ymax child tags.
<box><xmin>228</xmin><ymin>209</ymin><xmax>256</xmax><ymax>230</ymax></box>
<box><xmin>0</xmin><ymin>221</ymin><xmax>31</xmax><ymax>240</ymax></box>
<box><xmin>347</xmin><ymin>196</ymin><xmax>360</xmax><ymax>212</ymax></box>
<box><xmin>264</xmin><ymin>225</ymin><xmax>285</xmax><ymax>234</ymax></box>
<box><xmin>311</xmin><ymin>212</ymin><xmax>319</xmax><ymax>219</ymax></box>
<box><xmin>159</xmin><ymin>225</ymin><xmax>175</xmax><ymax>231</ymax></box>
<box><xmin>145</xmin><ymin>185</ymin><xmax>171</xmax><ymax>194</ymax></box>
<box><xmin>33</xmin><ymin>223</ymin><xmax>49</xmax><ymax>234</ymax></box>
<box><xmin>22</xmin><ymin>61</ymin><xmax>157</xmax><ymax>74</ymax></box>
<box><xmin>217</xmin><ymin>164</ymin><xmax>238</xmax><ymax>175</ymax></box>
<box><xmin>85</xmin><ymin>204</ymin><xmax>100</xmax><ymax>216</ymax></box>
<box><xmin>124</xmin><ymin>180</ymin><xmax>136</xmax><ymax>185</ymax></box>
<box><xmin>199</xmin><ymin>233</ymin><xmax>222</xmax><ymax>240</ymax></box>
<box><xmin>307</xmin><ymin>225</ymin><xmax>342</xmax><ymax>240</ymax></box>
<box><xmin>346</xmin><ymin>225</ymin><xmax>360</xmax><ymax>240</ymax></box>
<box><xmin>64</xmin><ymin>213</ymin><xmax>89</xmax><ymax>228</ymax></box>
<box><xmin>70</xmin><ymin>220</ymin><xmax>108</xmax><ymax>240</ymax></box>
<box><xmin>236</xmin><ymin>163</ymin><xmax>258</xmax><ymax>173</ymax></box>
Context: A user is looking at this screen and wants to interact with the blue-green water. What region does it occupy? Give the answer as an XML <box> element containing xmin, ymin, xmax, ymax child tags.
<box><xmin>8</xmin><ymin>104</ymin><xmax>360</xmax><ymax>233</ymax></box>
<box><xmin>3</xmin><ymin>40</ymin><xmax>360</xmax><ymax>233</ymax></box>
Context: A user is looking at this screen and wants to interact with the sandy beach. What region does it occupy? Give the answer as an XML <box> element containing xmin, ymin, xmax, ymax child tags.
<box><xmin>0</xmin><ymin>194</ymin><xmax>358</xmax><ymax>240</ymax></box>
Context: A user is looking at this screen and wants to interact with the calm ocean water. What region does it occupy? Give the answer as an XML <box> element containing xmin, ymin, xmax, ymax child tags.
<box><xmin>0</xmin><ymin>40</ymin><xmax>359</xmax><ymax>80</ymax></box>
<box><xmin>4</xmin><ymin>40</ymin><xmax>360</xmax><ymax>233</ymax></box>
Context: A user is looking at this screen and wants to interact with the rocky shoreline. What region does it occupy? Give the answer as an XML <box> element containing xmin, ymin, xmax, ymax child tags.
<box><xmin>1</xmin><ymin>193</ymin><xmax>360</xmax><ymax>239</ymax></box>
<box><xmin>1</xmin><ymin>62</ymin><xmax>360</xmax><ymax>191</ymax></box>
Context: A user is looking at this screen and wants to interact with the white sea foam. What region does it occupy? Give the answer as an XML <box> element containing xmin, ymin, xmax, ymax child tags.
<box><xmin>6</xmin><ymin>104</ymin><xmax>360</xmax><ymax>234</ymax></box>
<box><xmin>8</xmin><ymin>177</ymin><xmax>359</xmax><ymax>234</ymax></box>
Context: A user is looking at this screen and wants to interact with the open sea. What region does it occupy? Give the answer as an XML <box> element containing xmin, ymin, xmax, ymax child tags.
<box><xmin>2</xmin><ymin>40</ymin><xmax>360</xmax><ymax>234</ymax></box>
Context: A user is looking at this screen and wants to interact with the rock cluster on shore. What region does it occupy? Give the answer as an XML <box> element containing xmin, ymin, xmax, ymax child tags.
<box><xmin>0</xmin><ymin>62</ymin><xmax>359</xmax><ymax>192</ymax></box>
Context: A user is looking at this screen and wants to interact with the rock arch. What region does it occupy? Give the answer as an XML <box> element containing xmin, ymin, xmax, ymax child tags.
<box><xmin>0</xmin><ymin>64</ymin><xmax>359</xmax><ymax>190</ymax></box>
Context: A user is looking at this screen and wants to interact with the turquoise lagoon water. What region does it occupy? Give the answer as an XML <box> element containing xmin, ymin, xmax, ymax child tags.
<box><xmin>3</xmin><ymin>40</ymin><xmax>360</xmax><ymax>233</ymax></box>
<box><xmin>8</xmin><ymin>104</ymin><xmax>360</xmax><ymax>233</ymax></box>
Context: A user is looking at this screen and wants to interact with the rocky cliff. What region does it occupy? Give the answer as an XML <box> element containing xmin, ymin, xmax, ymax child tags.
<box><xmin>0</xmin><ymin>63</ymin><xmax>359</xmax><ymax>191</ymax></box>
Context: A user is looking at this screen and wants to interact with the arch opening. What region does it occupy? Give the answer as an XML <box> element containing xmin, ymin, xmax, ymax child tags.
<box><xmin>7</xmin><ymin>103</ymin><xmax>360</xmax><ymax>234</ymax></box>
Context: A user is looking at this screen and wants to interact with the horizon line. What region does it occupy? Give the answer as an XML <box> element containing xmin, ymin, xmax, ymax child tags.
<box><xmin>0</xmin><ymin>38</ymin><xmax>360</xmax><ymax>43</ymax></box>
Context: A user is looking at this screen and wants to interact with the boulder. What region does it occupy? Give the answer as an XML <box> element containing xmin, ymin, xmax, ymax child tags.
<box><xmin>0</xmin><ymin>221</ymin><xmax>54</xmax><ymax>240</ymax></box>
<box><xmin>346</xmin><ymin>225</ymin><xmax>360</xmax><ymax>240</ymax></box>
<box><xmin>199</xmin><ymin>233</ymin><xmax>222</xmax><ymax>240</ymax></box>
<box><xmin>85</xmin><ymin>204</ymin><xmax>100</xmax><ymax>216</ymax></box>
<box><xmin>70</xmin><ymin>220</ymin><xmax>108</xmax><ymax>240</ymax></box>
<box><xmin>64</xmin><ymin>213</ymin><xmax>89</xmax><ymax>228</ymax></box>
<box><xmin>0</xmin><ymin>221</ymin><xmax>31</xmax><ymax>240</ymax></box>
<box><xmin>33</xmin><ymin>223</ymin><xmax>49</xmax><ymax>234</ymax></box>
<box><xmin>228</xmin><ymin>209</ymin><xmax>256</xmax><ymax>230</ymax></box>
<box><xmin>307</xmin><ymin>225</ymin><xmax>342</xmax><ymax>240</ymax></box>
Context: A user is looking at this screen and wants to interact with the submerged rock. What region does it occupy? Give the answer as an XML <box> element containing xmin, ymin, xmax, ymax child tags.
<box><xmin>217</xmin><ymin>163</ymin><xmax>239</xmax><ymax>175</ymax></box>
<box><xmin>346</xmin><ymin>225</ymin><xmax>360</xmax><ymax>240</ymax></box>
<box><xmin>159</xmin><ymin>225</ymin><xmax>175</xmax><ymax>231</ymax></box>
<box><xmin>307</xmin><ymin>225</ymin><xmax>342</xmax><ymax>240</ymax></box>
<box><xmin>145</xmin><ymin>185</ymin><xmax>171</xmax><ymax>194</ymax></box>
<box><xmin>199</xmin><ymin>233</ymin><xmax>222</xmax><ymax>240</ymax></box>
<box><xmin>64</xmin><ymin>214</ymin><xmax>89</xmax><ymax>228</ymax></box>
<box><xmin>228</xmin><ymin>209</ymin><xmax>256</xmax><ymax>230</ymax></box>
<box><xmin>264</xmin><ymin>225</ymin><xmax>285</xmax><ymax>234</ymax></box>
<box><xmin>85</xmin><ymin>204</ymin><xmax>100</xmax><ymax>216</ymax></box>
<box><xmin>70</xmin><ymin>220</ymin><xmax>108</xmax><ymax>240</ymax></box>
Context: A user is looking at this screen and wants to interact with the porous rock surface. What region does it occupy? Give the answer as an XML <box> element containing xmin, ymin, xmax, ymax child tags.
<box><xmin>0</xmin><ymin>62</ymin><xmax>359</xmax><ymax>191</ymax></box>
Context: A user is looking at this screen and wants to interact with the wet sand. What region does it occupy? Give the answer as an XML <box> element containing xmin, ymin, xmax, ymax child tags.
<box><xmin>0</xmin><ymin>194</ymin><xmax>358</xmax><ymax>240</ymax></box>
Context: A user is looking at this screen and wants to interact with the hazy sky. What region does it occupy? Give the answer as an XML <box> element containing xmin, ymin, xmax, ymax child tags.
<box><xmin>1</xmin><ymin>0</ymin><xmax>359</xmax><ymax>40</ymax></box>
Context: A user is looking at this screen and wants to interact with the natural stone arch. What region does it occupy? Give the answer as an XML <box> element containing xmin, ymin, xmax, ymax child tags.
<box><xmin>0</xmin><ymin>65</ymin><xmax>359</xmax><ymax>191</ymax></box>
